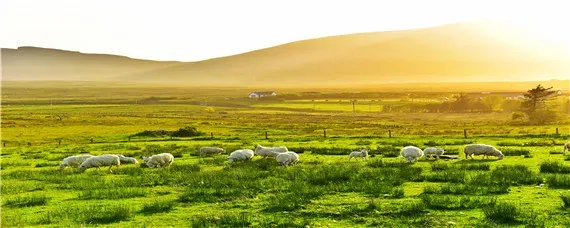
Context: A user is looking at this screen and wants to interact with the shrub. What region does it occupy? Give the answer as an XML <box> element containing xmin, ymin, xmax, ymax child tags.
<box><xmin>483</xmin><ymin>201</ymin><xmax>519</xmax><ymax>223</ymax></box>
<box><xmin>132</xmin><ymin>130</ymin><xmax>171</xmax><ymax>137</ymax></box>
<box><xmin>171</xmin><ymin>126</ymin><xmax>204</xmax><ymax>137</ymax></box>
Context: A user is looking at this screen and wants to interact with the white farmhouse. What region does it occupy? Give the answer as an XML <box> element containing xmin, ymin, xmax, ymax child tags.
<box><xmin>249</xmin><ymin>91</ymin><xmax>277</xmax><ymax>98</ymax></box>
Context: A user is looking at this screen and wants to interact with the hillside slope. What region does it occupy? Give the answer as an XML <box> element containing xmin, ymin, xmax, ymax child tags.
<box><xmin>1</xmin><ymin>47</ymin><xmax>180</xmax><ymax>81</ymax></box>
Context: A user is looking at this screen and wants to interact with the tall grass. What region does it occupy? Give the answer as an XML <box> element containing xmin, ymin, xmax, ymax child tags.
<box><xmin>540</xmin><ymin>160</ymin><xmax>570</xmax><ymax>174</ymax></box>
<box><xmin>546</xmin><ymin>175</ymin><xmax>570</xmax><ymax>189</ymax></box>
<box><xmin>3</xmin><ymin>195</ymin><xmax>49</xmax><ymax>208</ymax></box>
<box><xmin>421</xmin><ymin>194</ymin><xmax>496</xmax><ymax>210</ymax></box>
<box><xmin>77</xmin><ymin>188</ymin><xmax>147</xmax><ymax>200</ymax></box>
<box><xmin>140</xmin><ymin>200</ymin><xmax>175</xmax><ymax>215</ymax></box>
<box><xmin>483</xmin><ymin>201</ymin><xmax>519</xmax><ymax>223</ymax></box>
<box><xmin>41</xmin><ymin>204</ymin><xmax>133</xmax><ymax>224</ymax></box>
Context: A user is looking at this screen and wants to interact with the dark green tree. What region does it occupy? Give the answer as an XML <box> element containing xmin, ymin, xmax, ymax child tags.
<box><xmin>521</xmin><ymin>84</ymin><xmax>556</xmax><ymax>115</ymax></box>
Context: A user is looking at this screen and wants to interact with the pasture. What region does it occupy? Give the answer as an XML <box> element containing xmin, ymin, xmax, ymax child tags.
<box><xmin>1</xmin><ymin>84</ymin><xmax>570</xmax><ymax>227</ymax></box>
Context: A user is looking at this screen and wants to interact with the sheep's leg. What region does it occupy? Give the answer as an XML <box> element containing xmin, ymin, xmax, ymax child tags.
<box><xmin>436</xmin><ymin>155</ymin><xmax>440</xmax><ymax>160</ymax></box>
<box><xmin>108</xmin><ymin>165</ymin><xmax>113</xmax><ymax>173</ymax></box>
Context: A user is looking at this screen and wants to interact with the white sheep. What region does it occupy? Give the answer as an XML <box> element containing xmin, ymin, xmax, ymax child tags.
<box><xmin>423</xmin><ymin>147</ymin><xmax>445</xmax><ymax>160</ymax></box>
<box><xmin>77</xmin><ymin>154</ymin><xmax>121</xmax><ymax>173</ymax></box>
<box><xmin>199</xmin><ymin>147</ymin><xmax>225</xmax><ymax>157</ymax></box>
<box><xmin>401</xmin><ymin>146</ymin><xmax>424</xmax><ymax>163</ymax></box>
<box><xmin>348</xmin><ymin>149</ymin><xmax>368</xmax><ymax>161</ymax></box>
<box><xmin>254</xmin><ymin>145</ymin><xmax>288</xmax><ymax>158</ymax></box>
<box><xmin>103</xmin><ymin>154</ymin><xmax>139</xmax><ymax>164</ymax></box>
<box><xmin>464</xmin><ymin>144</ymin><xmax>504</xmax><ymax>160</ymax></box>
<box><xmin>228</xmin><ymin>149</ymin><xmax>255</xmax><ymax>163</ymax></box>
<box><xmin>564</xmin><ymin>142</ymin><xmax>570</xmax><ymax>155</ymax></box>
<box><xmin>142</xmin><ymin>153</ymin><xmax>174</xmax><ymax>168</ymax></box>
<box><xmin>59</xmin><ymin>154</ymin><xmax>94</xmax><ymax>171</ymax></box>
<box><xmin>275</xmin><ymin>151</ymin><xmax>299</xmax><ymax>166</ymax></box>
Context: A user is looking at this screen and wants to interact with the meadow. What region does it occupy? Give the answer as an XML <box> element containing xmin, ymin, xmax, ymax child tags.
<box><xmin>1</xmin><ymin>84</ymin><xmax>570</xmax><ymax>227</ymax></box>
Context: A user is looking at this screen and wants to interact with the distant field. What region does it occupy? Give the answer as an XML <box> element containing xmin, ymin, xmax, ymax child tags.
<box><xmin>2</xmin><ymin>83</ymin><xmax>570</xmax><ymax>227</ymax></box>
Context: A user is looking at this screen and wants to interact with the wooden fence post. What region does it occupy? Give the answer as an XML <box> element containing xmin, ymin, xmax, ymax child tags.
<box><xmin>210</xmin><ymin>132</ymin><xmax>214</xmax><ymax>139</ymax></box>
<box><xmin>128</xmin><ymin>136</ymin><xmax>131</xmax><ymax>142</ymax></box>
<box><xmin>556</xmin><ymin>127</ymin><xmax>559</xmax><ymax>136</ymax></box>
<box><xmin>90</xmin><ymin>138</ymin><xmax>94</xmax><ymax>143</ymax></box>
<box><xmin>265</xmin><ymin>131</ymin><xmax>268</xmax><ymax>140</ymax></box>
<box><xmin>3</xmin><ymin>142</ymin><xmax>5</xmax><ymax>147</ymax></box>
<box><xmin>27</xmin><ymin>142</ymin><xmax>31</xmax><ymax>146</ymax></box>
<box><xmin>388</xmin><ymin>130</ymin><xmax>392</xmax><ymax>138</ymax></box>
<box><xmin>58</xmin><ymin>139</ymin><xmax>61</xmax><ymax>146</ymax></box>
<box><xmin>323</xmin><ymin>129</ymin><xmax>326</xmax><ymax>138</ymax></box>
<box><xmin>464</xmin><ymin>129</ymin><xmax>467</xmax><ymax>139</ymax></box>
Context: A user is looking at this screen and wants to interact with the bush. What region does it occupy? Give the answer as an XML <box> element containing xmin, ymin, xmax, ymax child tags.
<box><xmin>483</xmin><ymin>201</ymin><xmax>519</xmax><ymax>223</ymax></box>
<box><xmin>171</xmin><ymin>126</ymin><xmax>204</xmax><ymax>137</ymax></box>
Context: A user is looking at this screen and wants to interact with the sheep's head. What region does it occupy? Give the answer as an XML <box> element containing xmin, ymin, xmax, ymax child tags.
<box><xmin>77</xmin><ymin>165</ymin><xmax>87</xmax><ymax>172</ymax></box>
<box><xmin>497</xmin><ymin>152</ymin><xmax>504</xmax><ymax>160</ymax></box>
<box><xmin>361</xmin><ymin>149</ymin><xmax>369</xmax><ymax>155</ymax></box>
<box><xmin>228</xmin><ymin>158</ymin><xmax>234</xmax><ymax>163</ymax></box>
<box><xmin>59</xmin><ymin>164</ymin><xmax>66</xmax><ymax>171</ymax></box>
<box><xmin>142</xmin><ymin>156</ymin><xmax>149</xmax><ymax>163</ymax></box>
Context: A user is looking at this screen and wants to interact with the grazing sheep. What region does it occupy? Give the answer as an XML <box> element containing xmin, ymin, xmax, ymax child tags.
<box><xmin>401</xmin><ymin>146</ymin><xmax>424</xmax><ymax>163</ymax></box>
<box><xmin>564</xmin><ymin>142</ymin><xmax>570</xmax><ymax>155</ymax></box>
<box><xmin>59</xmin><ymin>155</ymin><xmax>94</xmax><ymax>171</ymax></box>
<box><xmin>104</xmin><ymin>154</ymin><xmax>139</xmax><ymax>164</ymax></box>
<box><xmin>275</xmin><ymin>151</ymin><xmax>299</xmax><ymax>166</ymax></box>
<box><xmin>423</xmin><ymin>147</ymin><xmax>445</xmax><ymax>160</ymax></box>
<box><xmin>143</xmin><ymin>153</ymin><xmax>174</xmax><ymax>168</ymax></box>
<box><xmin>254</xmin><ymin>145</ymin><xmax>288</xmax><ymax>158</ymax></box>
<box><xmin>464</xmin><ymin>144</ymin><xmax>504</xmax><ymax>160</ymax></box>
<box><xmin>228</xmin><ymin>149</ymin><xmax>255</xmax><ymax>163</ymax></box>
<box><xmin>77</xmin><ymin>155</ymin><xmax>120</xmax><ymax>173</ymax></box>
<box><xmin>349</xmin><ymin>149</ymin><xmax>369</xmax><ymax>161</ymax></box>
<box><xmin>199</xmin><ymin>147</ymin><xmax>225</xmax><ymax>157</ymax></box>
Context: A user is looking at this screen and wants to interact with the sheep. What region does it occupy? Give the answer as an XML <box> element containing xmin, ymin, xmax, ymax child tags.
<box><xmin>103</xmin><ymin>154</ymin><xmax>139</xmax><ymax>164</ymax></box>
<box><xmin>77</xmin><ymin>154</ymin><xmax>121</xmax><ymax>173</ymax></box>
<box><xmin>142</xmin><ymin>153</ymin><xmax>174</xmax><ymax>168</ymax></box>
<box><xmin>423</xmin><ymin>147</ymin><xmax>445</xmax><ymax>160</ymax></box>
<box><xmin>401</xmin><ymin>146</ymin><xmax>424</xmax><ymax>163</ymax></box>
<box><xmin>228</xmin><ymin>149</ymin><xmax>255</xmax><ymax>163</ymax></box>
<box><xmin>348</xmin><ymin>149</ymin><xmax>368</xmax><ymax>161</ymax></box>
<box><xmin>254</xmin><ymin>145</ymin><xmax>288</xmax><ymax>158</ymax></box>
<box><xmin>199</xmin><ymin>147</ymin><xmax>225</xmax><ymax>157</ymax></box>
<box><xmin>464</xmin><ymin>144</ymin><xmax>504</xmax><ymax>160</ymax></box>
<box><xmin>59</xmin><ymin>155</ymin><xmax>94</xmax><ymax>171</ymax></box>
<box><xmin>564</xmin><ymin>142</ymin><xmax>570</xmax><ymax>155</ymax></box>
<box><xmin>275</xmin><ymin>151</ymin><xmax>299</xmax><ymax>166</ymax></box>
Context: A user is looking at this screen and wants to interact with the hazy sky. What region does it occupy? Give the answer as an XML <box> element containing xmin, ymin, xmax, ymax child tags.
<box><xmin>1</xmin><ymin>0</ymin><xmax>568</xmax><ymax>61</ymax></box>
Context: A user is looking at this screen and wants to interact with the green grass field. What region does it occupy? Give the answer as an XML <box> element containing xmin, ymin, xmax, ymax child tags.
<box><xmin>2</xmin><ymin>85</ymin><xmax>570</xmax><ymax>227</ymax></box>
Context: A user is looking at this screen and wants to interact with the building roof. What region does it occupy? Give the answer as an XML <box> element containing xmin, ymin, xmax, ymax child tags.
<box><xmin>250</xmin><ymin>91</ymin><xmax>275</xmax><ymax>95</ymax></box>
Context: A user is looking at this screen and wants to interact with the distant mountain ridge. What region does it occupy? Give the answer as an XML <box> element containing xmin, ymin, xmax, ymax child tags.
<box><xmin>2</xmin><ymin>20</ymin><xmax>569</xmax><ymax>85</ymax></box>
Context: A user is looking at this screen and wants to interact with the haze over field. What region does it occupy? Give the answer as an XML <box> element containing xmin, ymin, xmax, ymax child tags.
<box><xmin>2</xmin><ymin>20</ymin><xmax>569</xmax><ymax>86</ymax></box>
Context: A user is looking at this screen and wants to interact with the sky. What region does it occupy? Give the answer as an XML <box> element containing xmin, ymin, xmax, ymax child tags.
<box><xmin>1</xmin><ymin>0</ymin><xmax>569</xmax><ymax>61</ymax></box>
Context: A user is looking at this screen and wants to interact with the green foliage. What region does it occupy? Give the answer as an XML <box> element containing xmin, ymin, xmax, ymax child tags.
<box><xmin>500</xmin><ymin>148</ymin><xmax>531</xmax><ymax>157</ymax></box>
<box><xmin>421</xmin><ymin>194</ymin><xmax>496</xmax><ymax>210</ymax></box>
<box><xmin>171</xmin><ymin>126</ymin><xmax>205</xmax><ymax>137</ymax></box>
<box><xmin>77</xmin><ymin>188</ymin><xmax>147</xmax><ymax>200</ymax></box>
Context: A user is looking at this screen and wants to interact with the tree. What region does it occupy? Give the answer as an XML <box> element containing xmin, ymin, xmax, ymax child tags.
<box><xmin>521</xmin><ymin>84</ymin><xmax>559</xmax><ymax>124</ymax></box>
<box><xmin>451</xmin><ymin>93</ymin><xmax>472</xmax><ymax>112</ymax></box>
<box><xmin>521</xmin><ymin>84</ymin><xmax>556</xmax><ymax>115</ymax></box>
<box><xmin>482</xmin><ymin>95</ymin><xmax>506</xmax><ymax>112</ymax></box>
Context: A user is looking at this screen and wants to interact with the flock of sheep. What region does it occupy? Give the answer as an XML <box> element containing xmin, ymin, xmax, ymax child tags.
<box><xmin>58</xmin><ymin>142</ymin><xmax>570</xmax><ymax>172</ymax></box>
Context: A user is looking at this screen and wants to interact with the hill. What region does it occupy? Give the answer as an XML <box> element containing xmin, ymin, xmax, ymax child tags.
<box><xmin>1</xmin><ymin>47</ymin><xmax>180</xmax><ymax>81</ymax></box>
<box><xmin>2</xmin><ymin>20</ymin><xmax>569</xmax><ymax>85</ymax></box>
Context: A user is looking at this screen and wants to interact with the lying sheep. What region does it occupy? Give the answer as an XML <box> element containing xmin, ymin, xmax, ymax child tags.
<box><xmin>464</xmin><ymin>144</ymin><xmax>504</xmax><ymax>160</ymax></box>
<box><xmin>254</xmin><ymin>145</ymin><xmax>288</xmax><ymax>158</ymax></box>
<box><xmin>349</xmin><ymin>149</ymin><xmax>368</xmax><ymax>161</ymax></box>
<box><xmin>59</xmin><ymin>155</ymin><xmax>94</xmax><ymax>171</ymax></box>
<box><xmin>564</xmin><ymin>142</ymin><xmax>570</xmax><ymax>155</ymax></box>
<box><xmin>401</xmin><ymin>146</ymin><xmax>424</xmax><ymax>163</ymax></box>
<box><xmin>423</xmin><ymin>147</ymin><xmax>445</xmax><ymax>160</ymax></box>
<box><xmin>143</xmin><ymin>153</ymin><xmax>174</xmax><ymax>168</ymax></box>
<box><xmin>78</xmin><ymin>154</ymin><xmax>120</xmax><ymax>173</ymax></box>
<box><xmin>228</xmin><ymin>149</ymin><xmax>255</xmax><ymax>163</ymax></box>
<box><xmin>199</xmin><ymin>147</ymin><xmax>225</xmax><ymax>157</ymax></box>
<box><xmin>276</xmin><ymin>151</ymin><xmax>299</xmax><ymax>166</ymax></box>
